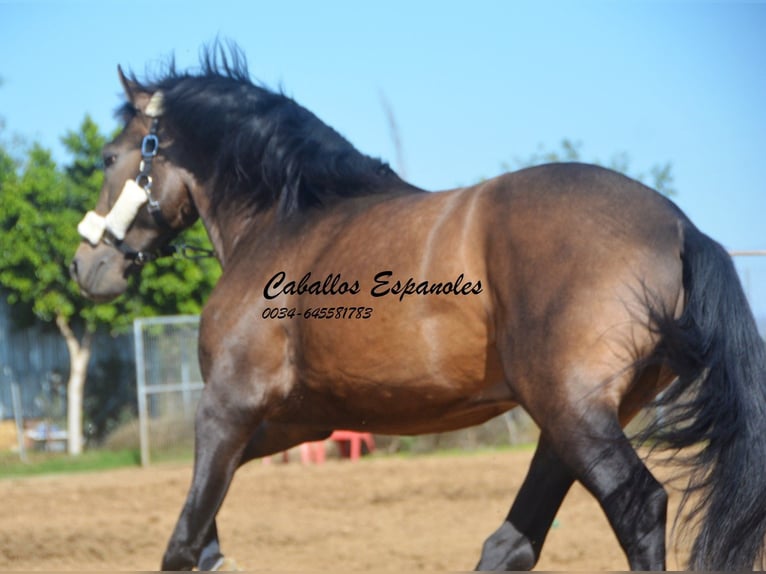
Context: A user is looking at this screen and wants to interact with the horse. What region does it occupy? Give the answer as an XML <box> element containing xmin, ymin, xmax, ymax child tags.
<box><xmin>70</xmin><ymin>46</ymin><xmax>766</xmax><ymax>571</ymax></box>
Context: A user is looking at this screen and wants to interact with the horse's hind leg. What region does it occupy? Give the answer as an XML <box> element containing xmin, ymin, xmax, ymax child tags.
<box><xmin>476</xmin><ymin>437</ymin><xmax>574</xmax><ymax>570</ymax></box>
<box><xmin>481</xmin><ymin>404</ymin><xmax>666</xmax><ymax>570</ymax></box>
<box><xmin>545</xmin><ymin>406</ymin><xmax>667</xmax><ymax>570</ymax></box>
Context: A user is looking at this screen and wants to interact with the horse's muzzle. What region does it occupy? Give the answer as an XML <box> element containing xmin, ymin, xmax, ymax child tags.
<box><xmin>70</xmin><ymin>242</ymin><xmax>131</xmax><ymax>302</ymax></box>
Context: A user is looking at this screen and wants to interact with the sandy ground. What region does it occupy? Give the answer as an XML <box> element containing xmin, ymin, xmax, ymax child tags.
<box><xmin>0</xmin><ymin>448</ymin><xmax>689</xmax><ymax>571</ymax></box>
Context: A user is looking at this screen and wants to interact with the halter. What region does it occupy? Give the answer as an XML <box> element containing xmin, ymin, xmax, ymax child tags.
<box><xmin>136</xmin><ymin>117</ymin><xmax>162</xmax><ymax>214</ymax></box>
<box><xmin>108</xmin><ymin>115</ymin><xmax>168</xmax><ymax>265</ymax></box>
<box><xmin>76</xmin><ymin>93</ymin><xmax>212</xmax><ymax>265</ymax></box>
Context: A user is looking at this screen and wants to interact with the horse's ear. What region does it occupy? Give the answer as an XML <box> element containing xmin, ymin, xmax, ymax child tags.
<box><xmin>118</xmin><ymin>65</ymin><xmax>138</xmax><ymax>102</ymax></box>
<box><xmin>117</xmin><ymin>65</ymin><xmax>158</xmax><ymax>116</ymax></box>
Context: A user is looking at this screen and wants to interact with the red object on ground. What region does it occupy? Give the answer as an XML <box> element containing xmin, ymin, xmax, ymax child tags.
<box><xmin>261</xmin><ymin>431</ymin><xmax>375</xmax><ymax>465</ymax></box>
<box><xmin>330</xmin><ymin>430</ymin><xmax>375</xmax><ymax>461</ymax></box>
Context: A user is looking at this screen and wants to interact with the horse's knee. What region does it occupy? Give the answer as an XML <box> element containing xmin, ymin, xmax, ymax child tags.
<box><xmin>476</xmin><ymin>521</ymin><xmax>538</xmax><ymax>571</ymax></box>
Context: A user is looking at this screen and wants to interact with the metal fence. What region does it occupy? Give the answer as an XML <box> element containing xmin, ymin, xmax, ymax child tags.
<box><xmin>134</xmin><ymin>315</ymin><xmax>203</xmax><ymax>466</ymax></box>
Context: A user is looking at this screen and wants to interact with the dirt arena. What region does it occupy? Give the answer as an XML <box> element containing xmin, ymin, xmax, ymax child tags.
<box><xmin>0</xmin><ymin>448</ymin><xmax>689</xmax><ymax>570</ymax></box>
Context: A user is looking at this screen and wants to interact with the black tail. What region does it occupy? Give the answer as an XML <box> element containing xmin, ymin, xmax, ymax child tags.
<box><xmin>644</xmin><ymin>223</ymin><xmax>766</xmax><ymax>569</ymax></box>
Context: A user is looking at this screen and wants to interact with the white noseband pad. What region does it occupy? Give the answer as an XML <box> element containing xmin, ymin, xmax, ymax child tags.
<box><xmin>77</xmin><ymin>211</ymin><xmax>107</xmax><ymax>246</ymax></box>
<box><xmin>76</xmin><ymin>180</ymin><xmax>149</xmax><ymax>245</ymax></box>
<box><xmin>104</xmin><ymin>180</ymin><xmax>149</xmax><ymax>240</ymax></box>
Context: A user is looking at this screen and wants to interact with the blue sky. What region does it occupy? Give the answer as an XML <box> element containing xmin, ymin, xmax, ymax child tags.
<box><xmin>1</xmin><ymin>1</ymin><xmax>765</xmax><ymax>321</ymax></box>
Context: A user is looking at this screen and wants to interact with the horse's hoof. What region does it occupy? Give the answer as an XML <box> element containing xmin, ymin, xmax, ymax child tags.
<box><xmin>211</xmin><ymin>557</ymin><xmax>240</xmax><ymax>571</ymax></box>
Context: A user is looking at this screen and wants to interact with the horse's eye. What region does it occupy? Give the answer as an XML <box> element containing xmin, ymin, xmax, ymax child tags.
<box><xmin>103</xmin><ymin>154</ymin><xmax>117</xmax><ymax>169</ymax></box>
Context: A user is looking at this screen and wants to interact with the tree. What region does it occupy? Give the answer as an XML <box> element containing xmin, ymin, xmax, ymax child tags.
<box><xmin>504</xmin><ymin>138</ymin><xmax>676</xmax><ymax>197</ymax></box>
<box><xmin>0</xmin><ymin>116</ymin><xmax>220</xmax><ymax>455</ymax></box>
<box><xmin>0</xmin><ymin>141</ymin><xmax>91</xmax><ymax>454</ymax></box>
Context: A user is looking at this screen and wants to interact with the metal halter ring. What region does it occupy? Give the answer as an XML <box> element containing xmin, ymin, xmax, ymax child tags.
<box><xmin>136</xmin><ymin>173</ymin><xmax>153</xmax><ymax>190</ymax></box>
<box><xmin>141</xmin><ymin>134</ymin><xmax>160</xmax><ymax>157</ymax></box>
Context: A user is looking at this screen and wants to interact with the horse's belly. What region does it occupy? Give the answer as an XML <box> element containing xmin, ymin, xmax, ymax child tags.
<box><xmin>276</xmin><ymin>375</ymin><xmax>516</xmax><ymax>435</ymax></box>
<box><xmin>277</xmin><ymin>305</ymin><xmax>512</xmax><ymax>433</ymax></box>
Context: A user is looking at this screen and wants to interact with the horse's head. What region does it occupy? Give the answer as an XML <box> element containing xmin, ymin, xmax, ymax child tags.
<box><xmin>71</xmin><ymin>69</ymin><xmax>198</xmax><ymax>301</ymax></box>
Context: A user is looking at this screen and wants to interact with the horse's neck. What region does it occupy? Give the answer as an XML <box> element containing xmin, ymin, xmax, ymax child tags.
<box><xmin>188</xmin><ymin>170</ymin><xmax>420</xmax><ymax>268</ymax></box>
<box><xmin>190</xmin><ymin>183</ymin><xmax>261</xmax><ymax>268</ymax></box>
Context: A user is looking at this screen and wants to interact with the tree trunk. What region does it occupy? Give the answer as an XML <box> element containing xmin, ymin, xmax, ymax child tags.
<box><xmin>56</xmin><ymin>315</ymin><xmax>93</xmax><ymax>456</ymax></box>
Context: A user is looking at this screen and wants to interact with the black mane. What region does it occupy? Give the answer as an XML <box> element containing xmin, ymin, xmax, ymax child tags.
<box><xmin>121</xmin><ymin>43</ymin><xmax>421</xmax><ymax>218</ymax></box>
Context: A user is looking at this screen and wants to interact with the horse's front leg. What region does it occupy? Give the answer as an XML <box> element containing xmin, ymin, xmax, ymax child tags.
<box><xmin>195</xmin><ymin>422</ymin><xmax>332</xmax><ymax>571</ymax></box>
<box><xmin>161</xmin><ymin>386</ymin><xmax>256</xmax><ymax>571</ymax></box>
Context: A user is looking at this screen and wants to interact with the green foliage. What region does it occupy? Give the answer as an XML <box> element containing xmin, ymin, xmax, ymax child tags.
<box><xmin>61</xmin><ymin>115</ymin><xmax>106</xmax><ymax>192</ymax></box>
<box><xmin>504</xmin><ymin>138</ymin><xmax>676</xmax><ymax>197</ymax></box>
<box><xmin>0</xmin><ymin>117</ymin><xmax>134</xmax><ymax>332</ymax></box>
<box><xmin>0</xmin><ymin>143</ymin><xmax>80</xmax><ymax>322</ymax></box>
<box><xmin>133</xmin><ymin>227</ymin><xmax>221</xmax><ymax>316</ymax></box>
<box><xmin>0</xmin><ymin>142</ymin><xmax>17</xmax><ymax>189</ymax></box>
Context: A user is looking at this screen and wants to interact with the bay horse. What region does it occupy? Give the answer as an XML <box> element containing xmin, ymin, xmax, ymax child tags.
<box><xmin>71</xmin><ymin>47</ymin><xmax>766</xmax><ymax>570</ymax></box>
